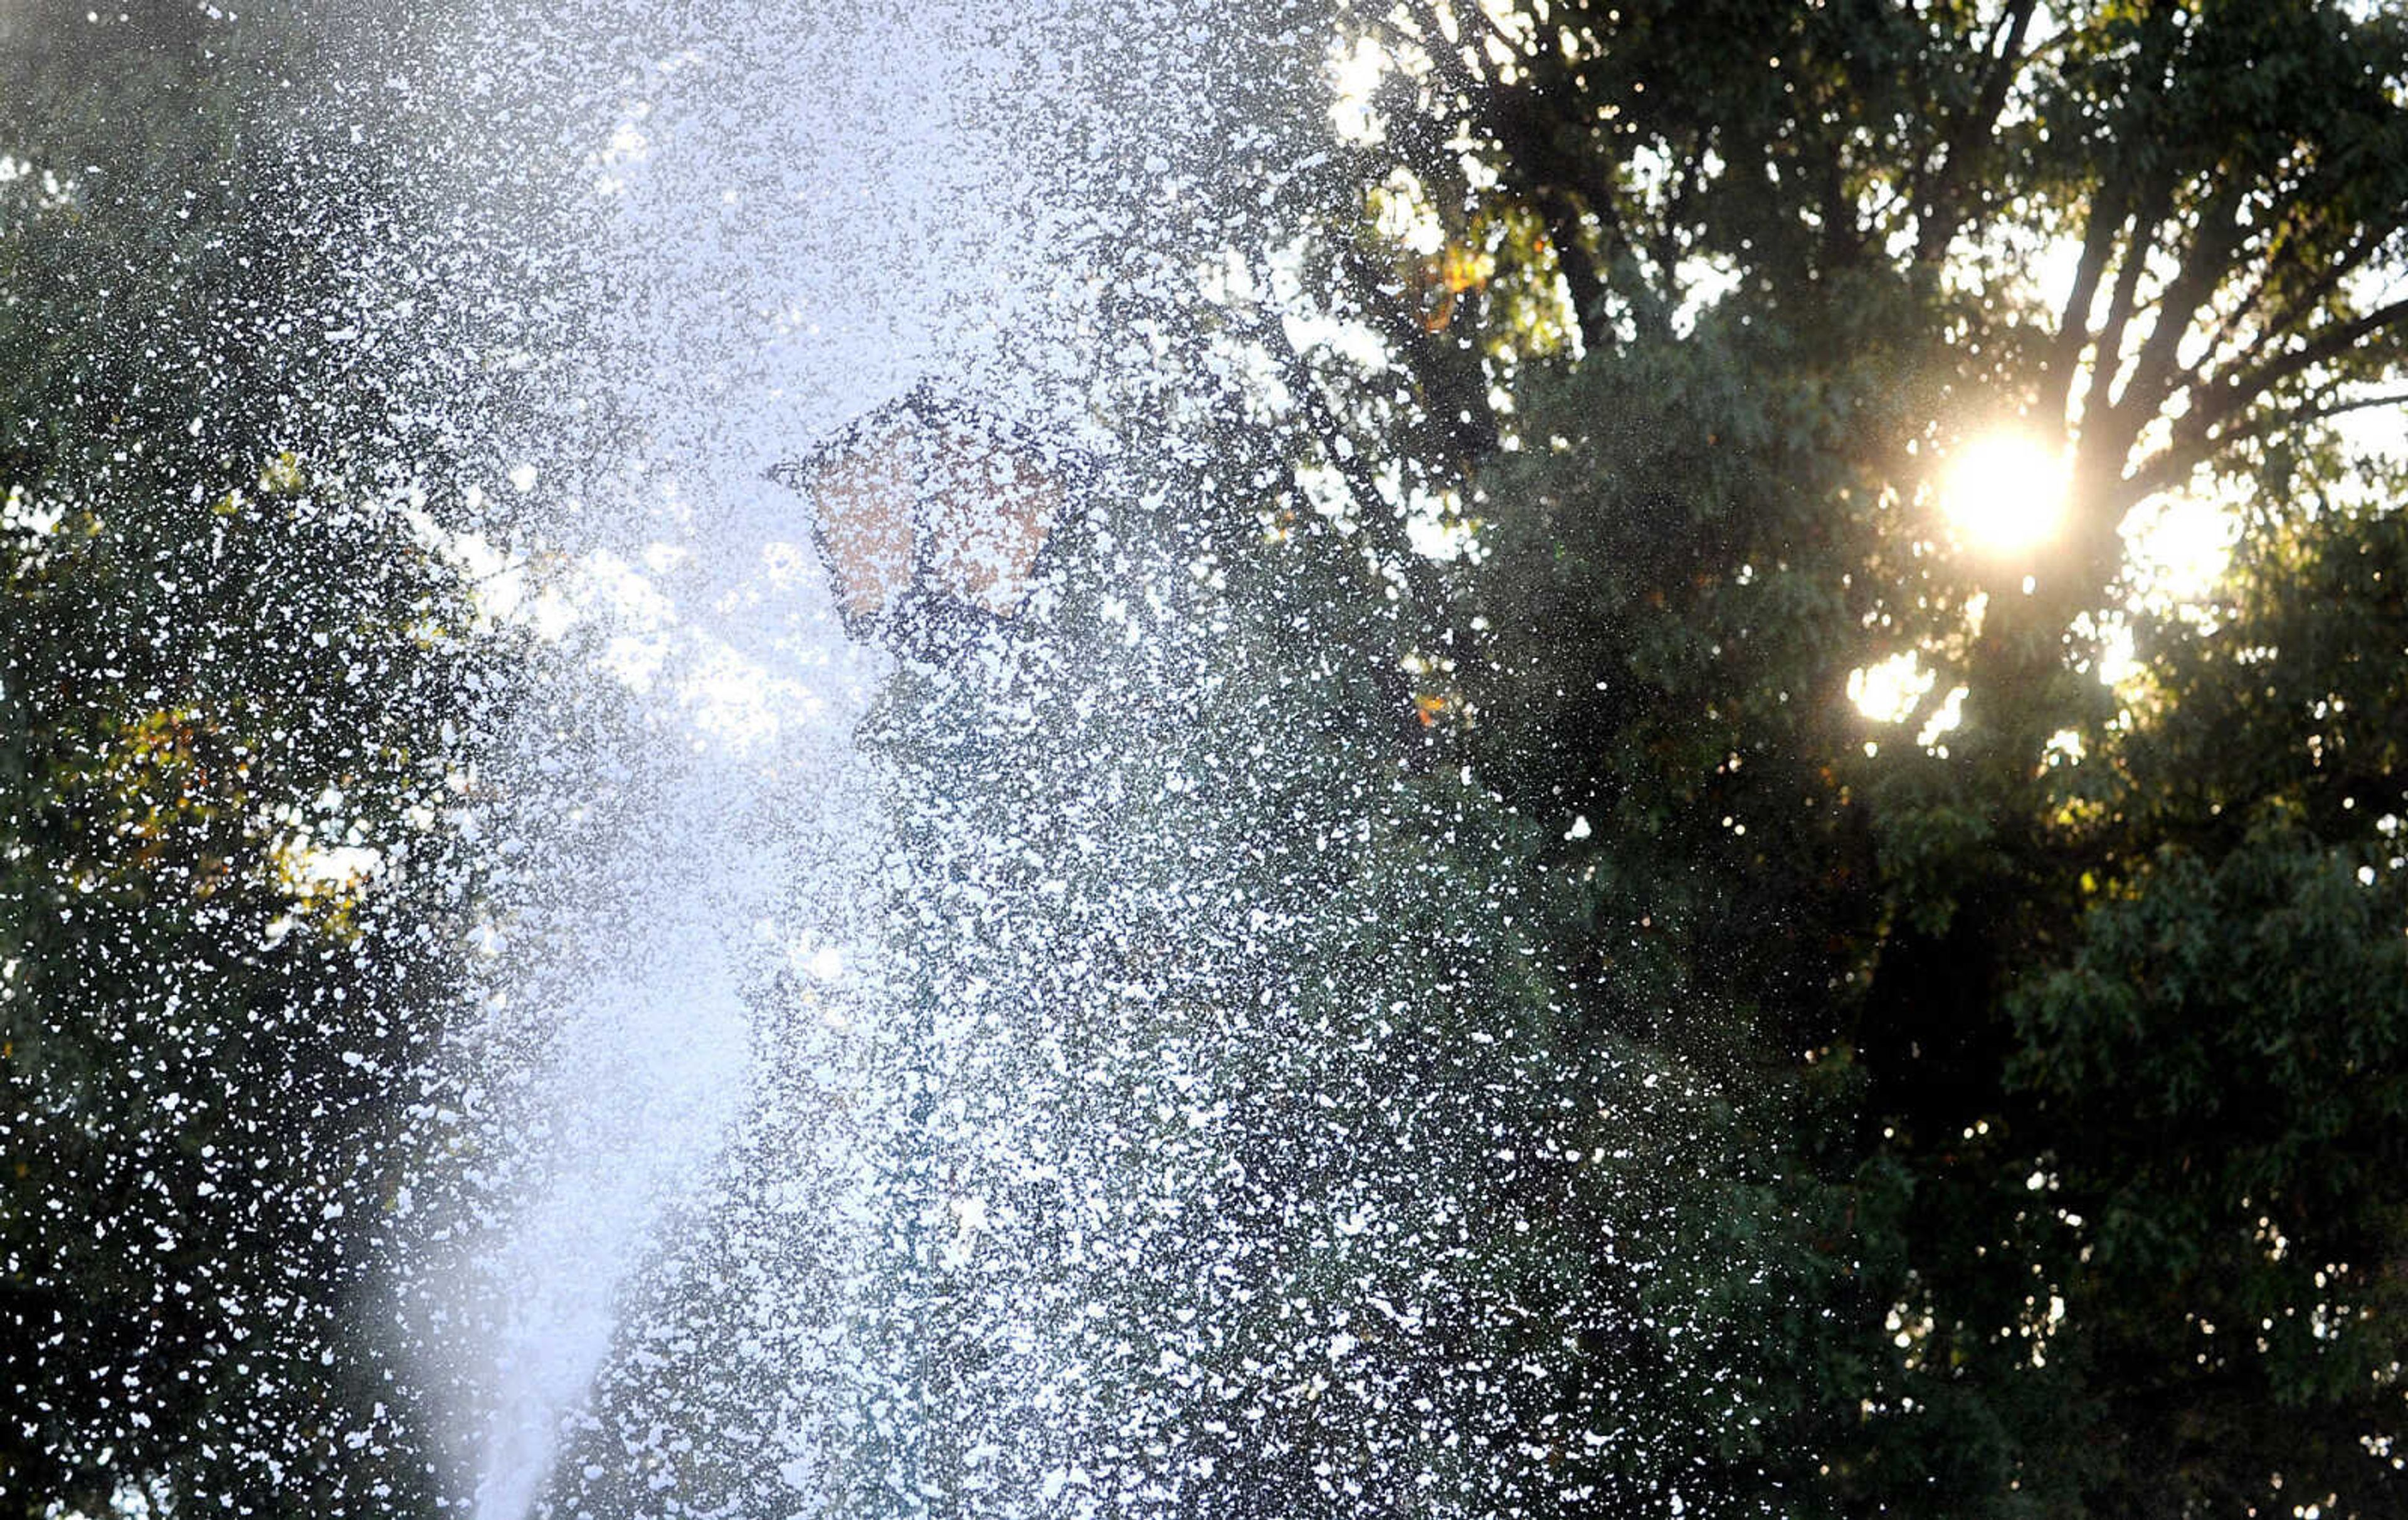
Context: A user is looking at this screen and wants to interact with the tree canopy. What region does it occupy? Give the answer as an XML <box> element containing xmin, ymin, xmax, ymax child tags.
<box><xmin>2</xmin><ymin>5</ymin><xmax>488</xmax><ymax>1512</ymax></box>
<box><xmin>1219</xmin><ymin>0</ymin><xmax>2408</xmax><ymax>1510</ymax></box>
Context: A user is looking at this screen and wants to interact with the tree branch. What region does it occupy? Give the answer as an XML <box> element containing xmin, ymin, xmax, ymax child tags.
<box><xmin>1542</xmin><ymin>189</ymin><xmax>1627</xmax><ymax>354</ymax></box>
<box><xmin>2078</xmin><ymin>174</ymin><xmax>2175</xmax><ymax>435</ymax></box>
<box><xmin>1403</xmin><ymin>0</ymin><xmax>1479</xmax><ymax>95</ymax></box>
<box><xmin>1913</xmin><ymin>0</ymin><xmax>2040</xmax><ymax>263</ymax></box>
<box><xmin>2181</xmin><ymin>150</ymin><xmax>2352</xmax><ymax>377</ymax></box>
<box><xmin>1396</xmin><ymin>4</ymin><xmax>1620</xmax><ymax>352</ymax></box>
<box><xmin>1336</xmin><ymin>243</ymin><xmax>1501</xmax><ymax>461</ymax></box>
<box><xmin>2295</xmin><ymin>388</ymin><xmax>2408</xmax><ymax>425</ymax></box>
<box><xmin>1249</xmin><ymin>288</ymin><xmax>1449</xmax><ymax>621</ymax></box>
<box><xmin>2042</xmin><ymin>172</ymin><xmax>2132</xmax><ymax>426</ymax></box>
<box><xmin>1469</xmin><ymin>0</ymin><xmax>1529</xmax><ymax>66</ymax></box>
<box><xmin>2204</xmin><ymin>222</ymin><xmax>2390</xmax><ymax>399</ymax></box>
<box><xmin>2123</xmin><ymin>388</ymin><xmax>2408</xmax><ymax>503</ymax></box>
<box><xmin>2180</xmin><ymin>294</ymin><xmax>2408</xmax><ymax>443</ymax></box>
<box><xmin>2101</xmin><ymin>184</ymin><xmax>2249</xmax><ymax>446</ymax></box>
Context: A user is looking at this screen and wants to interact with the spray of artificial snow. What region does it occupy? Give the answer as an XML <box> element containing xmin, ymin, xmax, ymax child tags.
<box><xmin>386</xmin><ymin>4</ymin><xmax>1307</xmax><ymax>1514</ymax></box>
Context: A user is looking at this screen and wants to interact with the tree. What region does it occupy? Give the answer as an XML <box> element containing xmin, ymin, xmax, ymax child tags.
<box><xmin>1</xmin><ymin>6</ymin><xmax>488</xmax><ymax>1513</ymax></box>
<box><xmin>1238</xmin><ymin>0</ymin><xmax>2408</xmax><ymax>1511</ymax></box>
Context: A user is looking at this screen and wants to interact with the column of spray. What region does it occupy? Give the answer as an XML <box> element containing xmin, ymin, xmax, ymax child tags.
<box><xmin>388</xmin><ymin>0</ymin><xmax>1343</xmax><ymax>1514</ymax></box>
<box><xmin>398</xmin><ymin>3</ymin><xmax>1088</xmax><ymax>1516</ymax></box>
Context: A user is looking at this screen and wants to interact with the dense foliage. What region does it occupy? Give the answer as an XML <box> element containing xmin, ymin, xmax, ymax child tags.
<box><xmin>1234</xmin><ymin>0</ymin><xmax>2408</xmax><ymax>1511</ymax></box>
<box><xmin>1</xmin><ymin>6</ymin><xmax>483</xmax><ymax>1513</ymax></box>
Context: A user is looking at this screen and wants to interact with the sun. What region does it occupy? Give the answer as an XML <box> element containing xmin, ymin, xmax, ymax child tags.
<box><xmin>1941</xmin><ymin>433</ymin><xmax>2069</xmax><ymax>556</ymax></box>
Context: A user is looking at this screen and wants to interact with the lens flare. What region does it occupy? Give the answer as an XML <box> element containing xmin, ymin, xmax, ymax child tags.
<box><xmin>1941</xmin><ymin>433</ymin><xmax>2068</xmax><ymax>555</ymax></box>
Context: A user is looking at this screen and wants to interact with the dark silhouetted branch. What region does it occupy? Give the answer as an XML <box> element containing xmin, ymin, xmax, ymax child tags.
<box><xmin>1914</xmin><ymin>0</ymin><xmax>2040</xmax><ymax>263</ymax></box>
